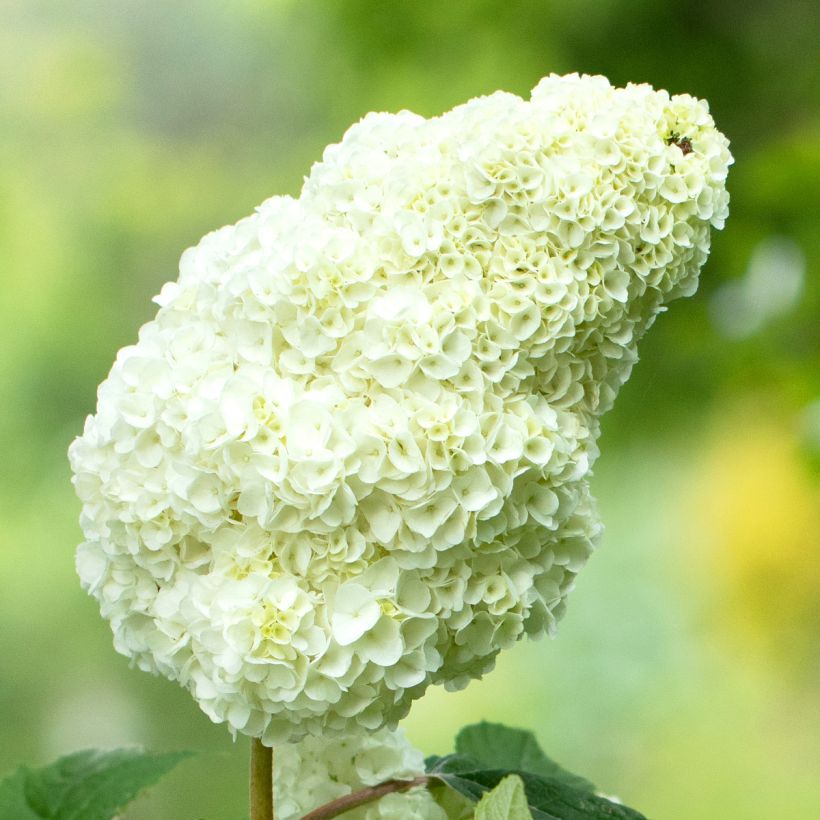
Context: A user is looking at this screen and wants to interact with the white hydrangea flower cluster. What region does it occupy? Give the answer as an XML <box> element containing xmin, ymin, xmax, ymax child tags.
<box><xmin>70</xmin><ymin>73</ymin><xmax>731</xmax><ymax>743</ymax></box>
<box><xmin>274</xmin><ymin>727</ymin><xmax>444</xmax><ymax>819</ymax></box>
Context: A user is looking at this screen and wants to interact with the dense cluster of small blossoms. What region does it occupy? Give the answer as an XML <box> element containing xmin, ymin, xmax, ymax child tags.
<box><xmin>70</xmin><ymin>73</ymin><xmax>731</xmax><ymax>743</ymax></box>
<box><xmin>273</xmin><ymin>727</ymin><xmax>444</xmax><ymax>819</ymax></box>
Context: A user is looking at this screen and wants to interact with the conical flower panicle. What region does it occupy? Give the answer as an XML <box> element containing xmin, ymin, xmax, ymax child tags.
<box><xmin>70</xmin><ymin>74</ymin><xmax>731</xmax><ymax>743</ymax></box>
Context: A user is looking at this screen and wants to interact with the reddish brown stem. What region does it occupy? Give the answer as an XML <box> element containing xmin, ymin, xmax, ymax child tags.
<box><xmin>300</xmin><ymin>775</ymin><xmax>431</xmax><ymax>819</ymax></box>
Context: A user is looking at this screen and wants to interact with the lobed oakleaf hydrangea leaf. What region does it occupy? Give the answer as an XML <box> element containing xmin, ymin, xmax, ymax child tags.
<box><xmin>475</xmin><ymin>774</ymin><xmax>534</xmax><ymax>820</ymax></box>
<box><xmin>427</xmin><ymin>724</ymin><xmax>645</xmax><ymax>820</ymax></box>
<box><xmin>432</xmin><ymin>769</ymin><xmax>646</xmax><ymax>820</ymax></box>
<box><xmin>0</xmin><ymin>748</ymin><xmax>190</xmax><ymax>820</ymax></box>
<box><xmin>456</xmin><ymin>721</ymin><xmax>594</xmax><ymax>791</ymax></box>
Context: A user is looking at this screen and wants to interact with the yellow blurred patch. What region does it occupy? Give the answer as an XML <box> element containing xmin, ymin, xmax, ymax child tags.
<box><xmin>684</xmin><ymin>402</ymin><xmax>820</xmax><ymax>673</ymax></box>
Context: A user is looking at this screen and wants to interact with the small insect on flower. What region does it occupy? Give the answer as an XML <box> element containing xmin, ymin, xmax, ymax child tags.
<box><xmin>667</xmin><ymin>131</ymin><xmax>694</xmax><ymax>155</ymax></box>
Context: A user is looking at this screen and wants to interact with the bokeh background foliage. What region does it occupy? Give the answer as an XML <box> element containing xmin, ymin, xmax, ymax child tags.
<box><xmin>1</xmin><ymin>1</ymin><xmax>819</xmax><ymax>818</ymax></box>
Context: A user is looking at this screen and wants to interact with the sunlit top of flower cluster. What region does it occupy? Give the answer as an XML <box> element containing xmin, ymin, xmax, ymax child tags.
<box><xmin>274</xmin><ymin>727</ymin><xmax>444</xmax><ymax>819</ymax></box>
<box><xmin>70</xmin><ymin>73</ymin><xmax>732</xmax><ymax>743</ymax></box>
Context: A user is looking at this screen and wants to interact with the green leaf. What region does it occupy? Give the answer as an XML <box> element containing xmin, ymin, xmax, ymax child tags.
<box><xmin>427</xmin><ymin>780</ymin><xmax>476</xmax><ymax>820</ymax></box>
<box><xmin>431</xmin><ymin>771</ymin><xmax>559</xmax><ymax>820</ymax></box>
<box><xmin>431</xmin><ymin>723</ymin><xmax>645</xmax><ymax>818</ymax></box>
<box><xmin>456</xmin><ymin>721</ymin><xmax>594</xmax><ymax>791</ymax></box>
<box><xmin>0</xmin><ymin>748</ymin><xmax>191</xmax><ymax>820</ymax></box>
<box><xmin>425</xmin><ymin>753</ymin><xmax>483</xmax><ymax>774</ymax></box>
<box><xmin>475</xmin><ymin>774</ymin><xmax>534</xmax><ymax>820</ymax></box>
<box><xmin>0</xmin><ymin>769</ymin><xmax>38</xmax><ymax>820</ymax></box>
<box><xmin>432</xmin><ymin>769</ymin><xmax>646</xmax><ymax>820</ymax></box>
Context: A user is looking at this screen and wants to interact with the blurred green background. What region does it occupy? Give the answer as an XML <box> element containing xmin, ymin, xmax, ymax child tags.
<box><xmin>2</xmin><ymin>1</ymin><xmax>819</xmax><ymax>817</ymax></box>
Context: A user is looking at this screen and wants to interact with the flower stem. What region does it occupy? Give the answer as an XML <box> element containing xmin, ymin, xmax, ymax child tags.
<box><xmin>250</xmin><ymin>737</ymin><xmax>274</xmax><ymax>820</ymax></box>
<box><xmin>301</xmin><ymin>776</ymin><xmax>431</xmax><ymax>820</ymax></box>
